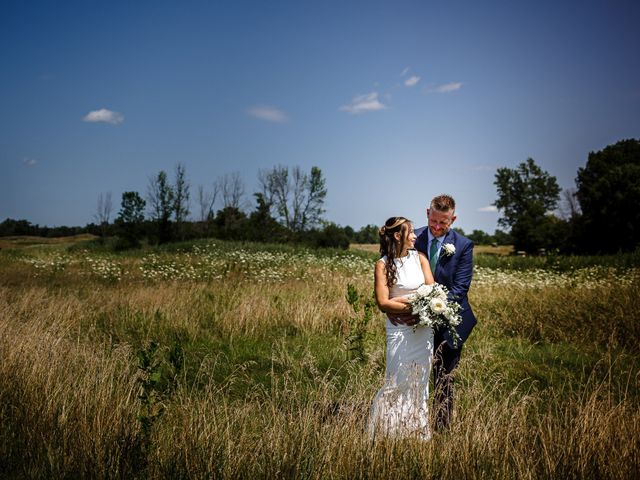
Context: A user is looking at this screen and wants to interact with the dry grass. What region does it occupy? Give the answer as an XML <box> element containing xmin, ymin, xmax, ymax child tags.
<box><xmin>0</xmin><ymin>243</ymin><xmax>639</xmax><ymax>479</ymax></box>
<box><xmin>349</xmin><ymin>243</ymin><xmax>380</xmax><ymax>254</ymax></box>
<box><xmin>0</xmin><ymin>234</ymin><xmax>98</xmax><ymax>250</ymax></box>
<box><xmin>474</xmin><ymin>244</ymin><xmax>513</xmax><ymax>256</ymax></box>
<box><xmin>350</xmin><ymin>243</ymin><xmax>514</xmax><ymax>256</ymax></box>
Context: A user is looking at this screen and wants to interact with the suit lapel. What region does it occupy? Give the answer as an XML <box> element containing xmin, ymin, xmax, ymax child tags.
<box><xmin>421</xmin><ymin>229</ymin><xmax>430</xmax><ymax>255</ymax></box>
<box><xmin>435</xmin><ymin>231</ymin><xmax>453</xmax><ymax>273</ymax></box>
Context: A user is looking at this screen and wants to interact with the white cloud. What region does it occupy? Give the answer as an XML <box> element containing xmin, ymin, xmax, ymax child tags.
<box><xmin>400</xmin><ymin>67</ymin><xmax>410</xmax><ymax>77</ymax></box>
<box><xmin>425</xmin><ymin>82</ymin><xmax>463</xmax><ymax>94</ymax></box>
<box><xmin>22</xmin><ymin>157</ymin><xmax>37</xmax><ymax>166</ymax></box>
<box><xmin>247</xmin><ymin>105</ymin><xmax>288</xmax><ymax>123</ymax></box>
<box><xmin>478</xmin><ymin>205</ymin><xmax>498</xmax><ymax>212</ymax></box>
<box><xmin>339</xmin><ymin>92</ymin><xmax>387</xmax><ymax>114</ymax></box>
<box><xmin>404</xmin><ymin>75</ymin><xmax>420</xmax><ymax>87</ymax></box>
<box><xmin>83</xmin><ymin>108</ymin><xmax>124</xmax><ymax>125</ymax></box>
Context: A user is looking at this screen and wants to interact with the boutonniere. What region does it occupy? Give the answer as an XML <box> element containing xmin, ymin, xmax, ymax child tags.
<box><xmin>442</xmin><ymin>243</ymin><xmax>456</xmax><ymax>256</ymax></box>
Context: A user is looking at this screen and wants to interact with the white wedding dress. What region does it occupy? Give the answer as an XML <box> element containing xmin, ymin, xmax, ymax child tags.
<box><xmin>368</xmin><ymin>249</ymin><xmax>434</xmax><ymax>440</ymax></box>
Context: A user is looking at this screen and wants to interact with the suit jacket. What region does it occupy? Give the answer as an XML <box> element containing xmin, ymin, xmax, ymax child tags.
<box><xmin>415</xmin><ymin>226</ymin><xmax>477</xmax><ymax>348</ymax></box>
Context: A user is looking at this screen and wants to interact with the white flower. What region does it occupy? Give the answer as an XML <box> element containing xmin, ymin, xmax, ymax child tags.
<box><xmin>445</xmin><ymin>308</ymin><xmax>461</xmax><ymax>325</ymax></box>
<box><xmin>433</xmin><ymin>284</ymin><xmax>447</xmax><ymax>300</ymax></box>
<box><xmin>442</xmin><ymin>243</ymin><xmax>456</xmax><ymax>256</ymax></box>
<box><xmin>429</xmin><ymin>297</ymin><xmax>446</xmax><ymax>314</ymax></box>
<box><xmin>416</xmin><ymin>284</ymin><xmax>433</xmax><ymax>296</ymax></box>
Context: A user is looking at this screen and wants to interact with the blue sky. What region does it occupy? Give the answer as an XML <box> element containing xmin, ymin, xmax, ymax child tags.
<box><xmin>2</xmin><ymin>0</ymin><xmax>639</xmax><ymax>233</ymax></box>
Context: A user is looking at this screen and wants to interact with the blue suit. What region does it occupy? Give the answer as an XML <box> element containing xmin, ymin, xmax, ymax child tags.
<box><xmin>415</xmin><ymin>226</ymin><xmax>477</xmax><ymax>430</ymax></box>
<box><xmin>414</xmin><ymin>227</ymin><xmax>477</xmax><ymax>348</ymax></box>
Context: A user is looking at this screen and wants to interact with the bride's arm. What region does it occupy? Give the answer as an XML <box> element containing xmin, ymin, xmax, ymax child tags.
<box><xmin>418</xmin><ymin>252</ymin><xmax>435</xmax><ymax>285</ymax></box>
<box><xmin>374</xmin><ymin>260</ymin><xmax>413</xmax><ymax>314</ymax></box>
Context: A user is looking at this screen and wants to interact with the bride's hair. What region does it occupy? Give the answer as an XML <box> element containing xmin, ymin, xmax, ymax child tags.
<box><xmin>379</xmin><ymin>216</ymin><xmax>411</xmax><ymax>287</ymax></box>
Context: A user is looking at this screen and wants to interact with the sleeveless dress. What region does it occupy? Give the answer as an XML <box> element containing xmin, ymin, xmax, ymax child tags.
<box><xmin>368</xmin><ymin>249</ymin><xmax>434</xmax><ymax>440</ymax></box>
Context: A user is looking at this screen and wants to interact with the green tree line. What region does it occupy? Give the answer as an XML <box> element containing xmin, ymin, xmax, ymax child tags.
<box><xmin>3</xmin><ymin>138</ymin><xmax>638</xmax><ymax>254</ymax></box>
<box><xmin>0</xmin><ymin>164</ymin><xmax>377</xmax><ymax>250</ymax></box>
<box><xmin>494</xmin><ymin>138</ymin><xmax>640</xmax><ymax>254</ymax></box>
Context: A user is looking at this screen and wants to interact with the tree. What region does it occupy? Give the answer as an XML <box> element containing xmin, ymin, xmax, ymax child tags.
<box><xmin>147</xmin><ymin>171</ymin><xmax>174</xmax><ymax>244</ymax></box>
<box><xmin>116</xmin><ymin>191</ymin><xmax>146</xmax><ymax>248</ymax></box>
<box><xmin>467</xmin><ymin>229</ymin><xmax>492</xmax><ymax>245</ymax></box>
<box><xmin>246</xmin><ymin>192</ymin><xmax>289</xmax><ymax>242</ymax></box>
<box><xmin>354</xmin><ymin>224</ymin><xmax>379</xmax><ymax>244</ymax></box>
<box><xmin>258</xmin><ymin>165</ymin><xmax>327</xmax><ymax>233</ymax></box>
<box><xmin>218</xmin><ymin>172</ymin><xmax>245</xmax><ymax>210</ymax></box>
<box><xmin>93</xmin><ymin>192</ymin><xmax>113</xmax><ymax>239</ymax></box>
<box><xmin>213</xmin><ymin>206</ymin><xmax>247</xmax><ymax>240</ymax></box>
<box><xmin>173</xmin><ymin>163</ymin><xmax>190</xmax><ymax>239</ymax></box>
<box><xmin>302</xmin><ymin>167</ymin><xmax>327</xmax><ymax>230</ymax></box>
<box><xmin>575</xmin><ymin>139</ymin><xmax>640</xmax><ymax>253</ymax></box>
<box><xmin>494</xmin><ymin>158</ymin><xmax>561</xmax><ymax>253</ymax></box>
<box><xmin>311</xmin><ymin>222</ymin><xmax>350</xmax><ymax>249</ymax></box>
<box><xmin>196</xmin><ymin>183</ymin><xmax>219</xmax><ymax>236</ymax></box>
<box><xmin>0</xmin><ymin>218</ymin><xmax>39</xmax><ymax>236</ymax></box>
<box><xmin>559</xmin><ymin>188</ymin><xmax>581</xmax><ymax>221</ymax></box>
<box><xmin>197</xmin><ymin>184</ymin><xmax>218</xmax><ymax>222</ymax></box>
<box><xmin>493</xmin><ymin>229</ymin><xmax>512</xmax><ymax>245</ymax></box>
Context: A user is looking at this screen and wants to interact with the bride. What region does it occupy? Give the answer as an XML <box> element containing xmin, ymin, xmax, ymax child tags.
<box><xmin>368</xmin><ymin>216</ymin><xmax>435</xmax><ymax>440</ymax></box>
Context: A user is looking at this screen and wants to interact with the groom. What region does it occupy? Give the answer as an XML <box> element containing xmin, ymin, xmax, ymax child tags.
<box><xmin>415</xmin><ymin>194</ymin><xmax>476</xmax><ymax>431</ymax></box>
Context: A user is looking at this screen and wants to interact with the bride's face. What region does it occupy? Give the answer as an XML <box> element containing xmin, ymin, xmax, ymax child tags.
<box><xmin>396</xmin><ymin>223</ymin><xmax>416</xmax><ymax>251</ymax></box>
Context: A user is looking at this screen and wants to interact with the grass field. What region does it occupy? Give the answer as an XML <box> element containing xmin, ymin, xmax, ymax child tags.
<box><xmin>1</xmin><ymin>236</ymin><xmax>639</xmax><ymax>479</ymax></box>
<box><xmin>351</xmin><ymin>243</ymin><xmax>514</xmax><ymax>256</ymax></box>
<box><xmin>0</xmin><ymin>233</ymin><xmax>98</xmax><ymax>250</ymax></box>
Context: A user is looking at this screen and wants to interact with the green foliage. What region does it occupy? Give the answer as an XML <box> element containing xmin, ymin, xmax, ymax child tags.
<box><xmin>354</xmin><ymin>224</ymin><xmax>379</xmax><ymax>244</ymax></box>
<box><xmin>575</xmin><ymin>138</ymin><xmax>640</xmax><ymax>253</ymax></box>
<box><xmin>303</xmin><ymin>166</ymin><xmax>327</xmax><ymax>230</ymax></box>
<box><xmin>115</xmin><ymin>191</ymin><xmax>146</xmax><ymax>248</ymax></box>
<box><xmin>147</xmin><ymin>170</ymin><xmax>174</xmax><ymax>244</ymax></box>
<box><xmin>0</xmin><ymin>218</ymin><xmax>40</xmax><ymax>236</ymax></box>
<box><xmin>492</xmin><ymin>229</ymin><xmax>513</xmax><ymax>245</ymax></box>
<box><xmin>246</xmin><ymin>193</ymin><xmax>290</xmax><ymax>243</ymax></box>
<box><xmin>345</xmin><ymin>284</ymin><xmax>376</xmax><ymax>361</ymax></box>
<box><xmin>494</xmin><ymin>158</ymin><xmax>561</xmax><ymax>253</ymax></box>
<box><xmin>467</xmin><ymin>229</ymin><xmax>492</xmax><ymax>245</ymax></box>
<box><xmin>214</xmin><ymin>206</ymin><xmax>248</xmax><ymax>240</ymax></box>
<box><xmin>260</xmin><ymin>165</ymin><xmax>327</xmax><ymax>232</ymax></box>
<box><xmin>0</xmin><ymin>218</ymin><xmax>87</xmax><ymax>237</ymax></box>
<box><xmin>172</xmin><ymin>163</ymin><xmax>190</xmax><ymax>240</ymax></box>
<box><xmin>309</xmin><ymin>223</ymin><xmax>350</xmax><ymax>249</ymax></box>
<box><xmin>136</xmin><ymin>339</ymin><xmax>184</xmax><ymax>459</ymax></box>
<box><xmin>465</xmin><ymin>228</ymin><xmax>513</xmax><ymax>246</ymax></box>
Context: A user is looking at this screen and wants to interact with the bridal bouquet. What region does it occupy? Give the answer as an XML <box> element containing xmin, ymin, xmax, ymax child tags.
<box><xmin>408</xmin><ymin>283</ymin><xmax>462</xmax><ymax>346</ymax></box>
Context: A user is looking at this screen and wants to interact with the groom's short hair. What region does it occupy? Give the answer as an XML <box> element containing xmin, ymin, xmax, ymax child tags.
<box><xmin>430</xmin><ymin>194</ymin><xmax>456</xmax><ymax>212</ymax></box>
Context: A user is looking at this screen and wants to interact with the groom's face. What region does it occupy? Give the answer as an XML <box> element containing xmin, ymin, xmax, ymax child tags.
<box><xmin>427</xmin><ymin>208</ymin><xmax>456</xmax><ymax>238</ymax></box>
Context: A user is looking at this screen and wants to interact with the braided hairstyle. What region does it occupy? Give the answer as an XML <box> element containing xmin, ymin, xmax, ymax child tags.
<box><xmin>379</xmin><ymin>216</ymin><xmax>411</xmax><ymax>287</ymax></box>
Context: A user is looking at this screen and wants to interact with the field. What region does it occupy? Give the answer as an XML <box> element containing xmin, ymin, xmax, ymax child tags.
<box><xmin>1</xmin><ymin>237</ymin><xmax>639</xmax><ymax>479</ymax></box>
<box><xmin>351</xmin><ymin>243</ymin><xmax>514</xmax><ymax>256</ymax></box>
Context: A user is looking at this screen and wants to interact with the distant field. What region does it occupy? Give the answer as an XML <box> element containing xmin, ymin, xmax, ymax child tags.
<box><xmin>0</xmin><ymin>234</ymin><xmax>98</xmax><ymax>250</ymax></box>
<box><xmin>350</xmin><ymin>243</ymin><xmax>514</xmax><ymax>256</ymax></box>
<box><xmin>2</xmin><ymin>238</ymin><xmax>513</xmax><ymax>255</ymax></box>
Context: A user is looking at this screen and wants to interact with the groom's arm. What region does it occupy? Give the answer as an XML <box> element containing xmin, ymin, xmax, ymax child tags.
<box><xmin>449</xmin><ymin>240</ymin><xmax>474</xmax><ymax>301</ymax></box>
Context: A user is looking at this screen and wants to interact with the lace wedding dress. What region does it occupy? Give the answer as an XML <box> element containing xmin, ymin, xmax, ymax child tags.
<box><xmin>368</xmin><ymin>249</ymin><xmax>434</xmax><ymax>440</ymax></box>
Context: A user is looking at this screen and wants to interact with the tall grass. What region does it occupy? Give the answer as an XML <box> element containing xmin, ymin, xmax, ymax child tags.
<box><xmin>0</xmin><ymin>241</ymin><xmax>639</xmax><ymax>478</ymax></box>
